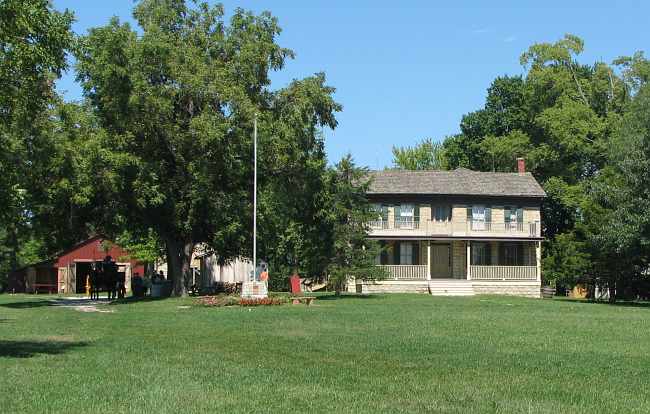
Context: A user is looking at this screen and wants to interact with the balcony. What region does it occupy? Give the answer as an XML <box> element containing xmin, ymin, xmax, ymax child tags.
<box><xmin>368</xmin><ymin>217</ymin><xmax>540</xmax><ymax>238</ymax></box>
<box><xmin>465</xmin><ymin>220</ymin><xmax>539</xmax><ymax>237</ymax></box>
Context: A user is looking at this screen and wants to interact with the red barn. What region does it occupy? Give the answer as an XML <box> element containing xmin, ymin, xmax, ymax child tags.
<box><xmin>8</xmin><ymin>236</ymin><xmax>144</xmax><ymax>294</ymax></box>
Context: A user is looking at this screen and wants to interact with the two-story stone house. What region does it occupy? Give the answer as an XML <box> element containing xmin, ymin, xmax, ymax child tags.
<box><xmin>352</xmin><ymin>160</ymin><xmax>546</xmax><ymax>297</ymax></box>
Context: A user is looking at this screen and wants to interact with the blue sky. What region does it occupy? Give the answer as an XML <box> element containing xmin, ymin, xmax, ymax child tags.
<box><xmin>53</xmin><ymin>0</ymin><xmax>648</xmax><ymax>169</ymax></box>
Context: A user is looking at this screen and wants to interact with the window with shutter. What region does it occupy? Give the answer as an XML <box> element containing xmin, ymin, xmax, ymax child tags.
<box><xmin>433</xmin><ymin>205</ymin><xmax>451</xmax><ymax>222</ymax></box>
<box><xmin>398</xmin><ymin>204</ymin><xmax>414</xmax><ymax>229</ymax></box>
<box><xmin>471</xmin><ymin>205</ymin><xmax>486</xmax><ymax>230</ymax></box>
<box><xmin>400</xmin><ymin>242</ymin><xmax>413</xmax><ymax>265</ymax></box>
<box><xmin>471</xmin><ymin>242</ymin><xmax>490</xmax><ymax>265</ymax></box>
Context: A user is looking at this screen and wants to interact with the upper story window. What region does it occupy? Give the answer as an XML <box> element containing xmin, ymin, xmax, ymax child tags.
<box><xmin>504</xmin><ymin>206</ymin><xmax>524</xmax><ymax>231</ymax></box>
<box><xmin>395</xmin><ymin>203</ymin><xmax>419</xmax><ymax>228</ymax></box>
<box><xmin>432</xmin><ymin>204</ymin><xmax>451</xmax><ymax>222</ymax></box>
<box><xmin>467</xmin><ymin>205</ymin><xmax>492</xmax><ymax>230</ymax></box>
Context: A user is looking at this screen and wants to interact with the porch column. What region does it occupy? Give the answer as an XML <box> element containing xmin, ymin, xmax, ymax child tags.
<box><xmin>535</xmin><ymin>241</ymin><xmax>542</xmax><ymax>282</ymax></box>
<box><xmin>426</xmin><ymin>241</ymin><xmax>431</xmax><ymax>280</ymax></box>
<box><xmin>466</xmin><ymin>241</ymin><xmax>471</xmax><ymax>280</ymax></box>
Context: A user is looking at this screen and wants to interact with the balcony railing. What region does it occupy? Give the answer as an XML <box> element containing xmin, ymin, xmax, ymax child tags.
<box><xmin>368</xmin><ymin>218</ymin><xmax>540</xmax><ymax>237</ymax></box>
<box><xmin>377</xmin><ymin>265</ymin><xmax>427</xmax><ymax>280</ymax></box>
<box><xmin>394</xmin><ymin>216</ymin><xmax>420</xmax><ymax>229</ymax></box>
<box><xmin>470</xmin><ymin>265</ymin><xmax>537</xmax><ymax>280</ymax></box>
<box><xmin>467</xmin><ymin>221</ymin><xmax>539</xmax><ymax>237</ymax></box>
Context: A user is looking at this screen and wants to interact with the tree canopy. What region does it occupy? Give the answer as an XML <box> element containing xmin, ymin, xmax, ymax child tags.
<box><xmin>74</xmin><ymin>0</ymin><xmax>341</xmax><ymax>296</ymax></box>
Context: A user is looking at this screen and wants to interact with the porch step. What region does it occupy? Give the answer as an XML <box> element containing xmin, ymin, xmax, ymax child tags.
<box><xmin>428</xmin><ymin>279</ymin><xmax>475</xmax><ymax>296</ymax></box>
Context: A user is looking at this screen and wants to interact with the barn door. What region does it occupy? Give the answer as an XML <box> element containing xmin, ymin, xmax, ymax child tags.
<box><xmin>57</xmin><ymin>267</ymin><xmax>67</xmax><ymax>293</ymax></box>
<box><xmin>124</xmin><ymin>264</ymin><xmax>132</xmax><ymax>292</ymax></box>
<box><xmin>68</xmin><ymin>263</ymin><xmax>76</xmax><ymax>294</ymax></box>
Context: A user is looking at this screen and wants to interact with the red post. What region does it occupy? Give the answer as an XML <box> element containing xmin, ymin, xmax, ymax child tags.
<box><xmin>289</xmin><ymin>274</ymin><xmax>301</xmax><ymax>294</ymax></box>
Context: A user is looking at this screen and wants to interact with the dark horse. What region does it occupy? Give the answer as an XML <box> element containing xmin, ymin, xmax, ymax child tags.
<box><xmin>103</xmin><ymin>256</ymin><xmax>118</xmax><ymax>300</ymax></box>
<box><xmin>89</xmin><ymin>263</ymin><xmax>102</xmax><ymax>300</ymax></box>
<box><xmin>90</xmin><ymin>256</ymin><xmax>119</xmax><ymax>299</ymax></box>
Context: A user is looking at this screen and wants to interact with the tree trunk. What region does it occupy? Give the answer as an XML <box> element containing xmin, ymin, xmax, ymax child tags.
<box><xmin>166</xmin><ymin>239</ymin><xmax>194</xmax><ymax>297</ymax></box>
<box><xmin>8</xmin><ymin>224</ymin><xmax>18</xmax><ymax>273</ymax></box>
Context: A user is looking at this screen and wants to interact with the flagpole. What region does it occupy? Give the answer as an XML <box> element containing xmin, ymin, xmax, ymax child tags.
<box><xmin>253</xmin><ymin>114</ymin><xmax>257</xmax><ymax>282</ymax></box>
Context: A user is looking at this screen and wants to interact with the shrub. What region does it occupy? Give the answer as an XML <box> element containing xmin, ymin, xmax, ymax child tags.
<box><xmin>196</xmin><ymin>295</ymin><xmax>239</xmax><ymax>307</ymax></box>
<box><xmin>239</xmin><ymin>297</ymin><xmax>286</xmax><ymax>306</ymax></box>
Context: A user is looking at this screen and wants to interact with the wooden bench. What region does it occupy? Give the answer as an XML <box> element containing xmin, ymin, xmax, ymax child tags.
<box><xmin>291</xmin><ymin>296</ymin><xmax>316</xmax><ymax>306</ymax></box>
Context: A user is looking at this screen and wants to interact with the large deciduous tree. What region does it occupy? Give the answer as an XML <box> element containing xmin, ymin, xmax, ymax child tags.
<box><xmin>76</xmin><ymin>0</ymin><xmax>340</xmax><ymax>296</ymax></box>
<box><xmin>0</xmin><ymin>0</ymin><xmax>73</xmax><ymax>285</ymax></box>
<box><xmin>391</xmin><ymin>138</ymin><xmax>447</xmax><ymax>170</ymax></box>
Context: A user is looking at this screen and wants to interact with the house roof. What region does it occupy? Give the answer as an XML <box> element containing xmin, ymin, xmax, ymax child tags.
<box><xmin>367</xmin><ymin>169</ymin><xmax>546</xmax><ymax>198</ymax></box>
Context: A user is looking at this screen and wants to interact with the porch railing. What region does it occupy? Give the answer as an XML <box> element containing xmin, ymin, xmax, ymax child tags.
<box><xmin>377</xmin><ymin>265</ymin><xmax>427</xmax><ymax>280</ymax></box>
<box><xmin>470</xmin><ymin>265</ymin><xmax>537</xmax><ymax>280</ymax></box>
<box><xmin>467</xmin><ymin>221</ymin><xmax>539</xmax><ymax>237</ymax></box>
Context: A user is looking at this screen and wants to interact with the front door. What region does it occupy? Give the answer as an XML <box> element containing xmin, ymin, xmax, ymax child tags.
<box><xmin>431</xmin><ymin>244</ymin><xmax>451</xmax><ymax>278</ymax></box>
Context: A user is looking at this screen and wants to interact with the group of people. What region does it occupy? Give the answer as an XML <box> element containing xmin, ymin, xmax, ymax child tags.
<box><xmin>88</xmin><ymin>255</ymin><xmax>126</xmax><ymax>300</ymax></box>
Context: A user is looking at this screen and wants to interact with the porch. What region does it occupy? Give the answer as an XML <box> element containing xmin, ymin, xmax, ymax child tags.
<box><xmin>374</xmin><ymin>240</ymin><xmax>541</xmax><ymax>282</ymax></box>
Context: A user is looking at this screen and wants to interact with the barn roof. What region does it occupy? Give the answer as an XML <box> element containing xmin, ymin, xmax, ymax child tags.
<box><xmin>367</xmin><ymin>169</ymin><xmax>546</xmax><ymax>198</ymax></box>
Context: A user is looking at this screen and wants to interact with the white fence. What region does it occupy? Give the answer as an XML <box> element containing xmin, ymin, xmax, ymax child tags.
<box><xmin>470</xmin><ymin>265</ymin><xmax>537</xmax><ymax>280</ymax></box>
<box><xmin>377</xmin><ymin>265</ymin><xmax>427</xmax><ymax>280</ymax></box>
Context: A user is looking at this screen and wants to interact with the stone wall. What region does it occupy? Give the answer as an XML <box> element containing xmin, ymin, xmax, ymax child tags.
<box><xmin>354</xmin><ymin>281</ymin><xmax>429</xmax><ymax>294</ymax></box>
<box><xmin>472</xmin><ymin>281</ymin><xmax>540</xmax><ymax>298</ymax></box>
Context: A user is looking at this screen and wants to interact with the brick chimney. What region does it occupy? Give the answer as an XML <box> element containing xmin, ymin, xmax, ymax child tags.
<box><xmin>517</xmin><ymin>157</ymin><xmax>525</xmax><ymax>175</ymax></box>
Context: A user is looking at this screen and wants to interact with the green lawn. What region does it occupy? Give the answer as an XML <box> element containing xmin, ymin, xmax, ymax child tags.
<box><xmin>1</xmin><ymin>293</ymin><xmax>649</xmax><ymax>413</ymax></box>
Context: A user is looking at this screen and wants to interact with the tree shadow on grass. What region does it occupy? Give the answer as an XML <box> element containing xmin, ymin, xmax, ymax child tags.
<box><xmin>316</xmin><ymin>293</ymin><xmax>381</xmax><ymax>301</ymax></box>
<box><xmin>107</xmin><ymin>296</ymin><xmax>169</xmax><ymax>306</ymax></box>
<box><xmin>0</xmin><ymin>300</ymin><xmax>55</xmax><ymax>309</ymax></box>
<box><xmin>560</xmin><ymin>298</ymin><xmax>650</xmax><ymax>309</ymax></box>
<box><xmin>0</xmin><ymin>340</ymin><xmax>89</xmax><ymax>358</ymax></box>
<box><xmin>0</xmin><ymin>296</ymin><xmax>169</xmax><ymax>309</ymax></box>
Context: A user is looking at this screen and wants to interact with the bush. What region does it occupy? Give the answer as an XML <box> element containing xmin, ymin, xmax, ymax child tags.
<box><xmin>196</xmin><ymin>295</ymin><xmax>239</xmax><ymax>307</ymax></box>
<box><xmin>239</xmin><ymin>297</ymin><xmax>286</xmax><ymax>306</ymax></box>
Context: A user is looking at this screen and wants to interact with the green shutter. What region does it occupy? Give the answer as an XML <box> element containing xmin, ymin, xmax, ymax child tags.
<box><xmin>382</xmin><ymin>205</ymin><xmax>389</xmax><ymax>220</ymax></box>
<box><xmin>447</xmin><ymin>205</ymin><xmax>452</xmax><ymax>221</ymax></box>
<box><xmin>414</xmin><ymin>204</ymin><xmax>420</xmax><ymax>221</ymax></box>
<box><xmin>499</xmin><ymin>244</ymin><xmax>505</xmax><ymax>265</ymax></box>
<box><xmin>380</xmin><ymin>241</ymin><xmax>388</xmax><ymax>264</ymax></box>
<box><xmin>467</xmin><ymin>206</ymin><xmax>472</xmax><ymax>221</ymax></box>
<box><xmin>484</xmin><ymin>243</ymin><xmax>492</xmax><ymax>265</ymax></box>
<box><xmin>485</xmin><ymin>206</ymin><xmax>492</xmax><ymax>223</ymax></box>
<box><xmin>516</xmin><ymin>207</ymin><xmax>524</xmax><ymax>223</ymax></box>
<box><xmin>413</xmin><ymin>242</ymin><xmax>419</xmax><ymax>264</ymax></box>
<box><xmin>393</xmin><ymin>241</ymin><xmax>400</xmax><ymax>265</ymax></box>
<box><xmin>394</xmin><ymin>205</ymin><xmax>401</xmax><ymax>219</ymax></box>
<box><xmin>504</xmin><ymin>207</ymin><xmax>511</xmax><ymax>223</ymax></box>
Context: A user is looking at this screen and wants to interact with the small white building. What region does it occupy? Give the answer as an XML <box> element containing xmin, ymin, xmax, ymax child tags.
<box><xmin>196</xmin><ymin>252</ymin><xmax>253</xmax><ymax>287</ymax></box>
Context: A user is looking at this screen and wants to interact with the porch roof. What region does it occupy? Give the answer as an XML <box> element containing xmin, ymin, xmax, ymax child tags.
<box><xmin>367</xmin><ymin>169</ymin><xmax>546</xmax><ymax>198</ymax></box>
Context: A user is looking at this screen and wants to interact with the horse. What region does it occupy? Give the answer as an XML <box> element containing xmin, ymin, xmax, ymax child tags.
<box><xmin>89</xmin><ymin>264</ymin><xmax>102</xmax><ymax>300</ymax></box>
<box><xmin>103</xmin><ymin>259</ymin><xmax>118</xmax><ymax>300</ymax></box>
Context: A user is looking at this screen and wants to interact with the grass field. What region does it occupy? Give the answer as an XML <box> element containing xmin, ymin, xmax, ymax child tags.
<box><xmin>1</xmin><ymin>293</ymin><xmax>649</xmax><ymax>413</ymax></box>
